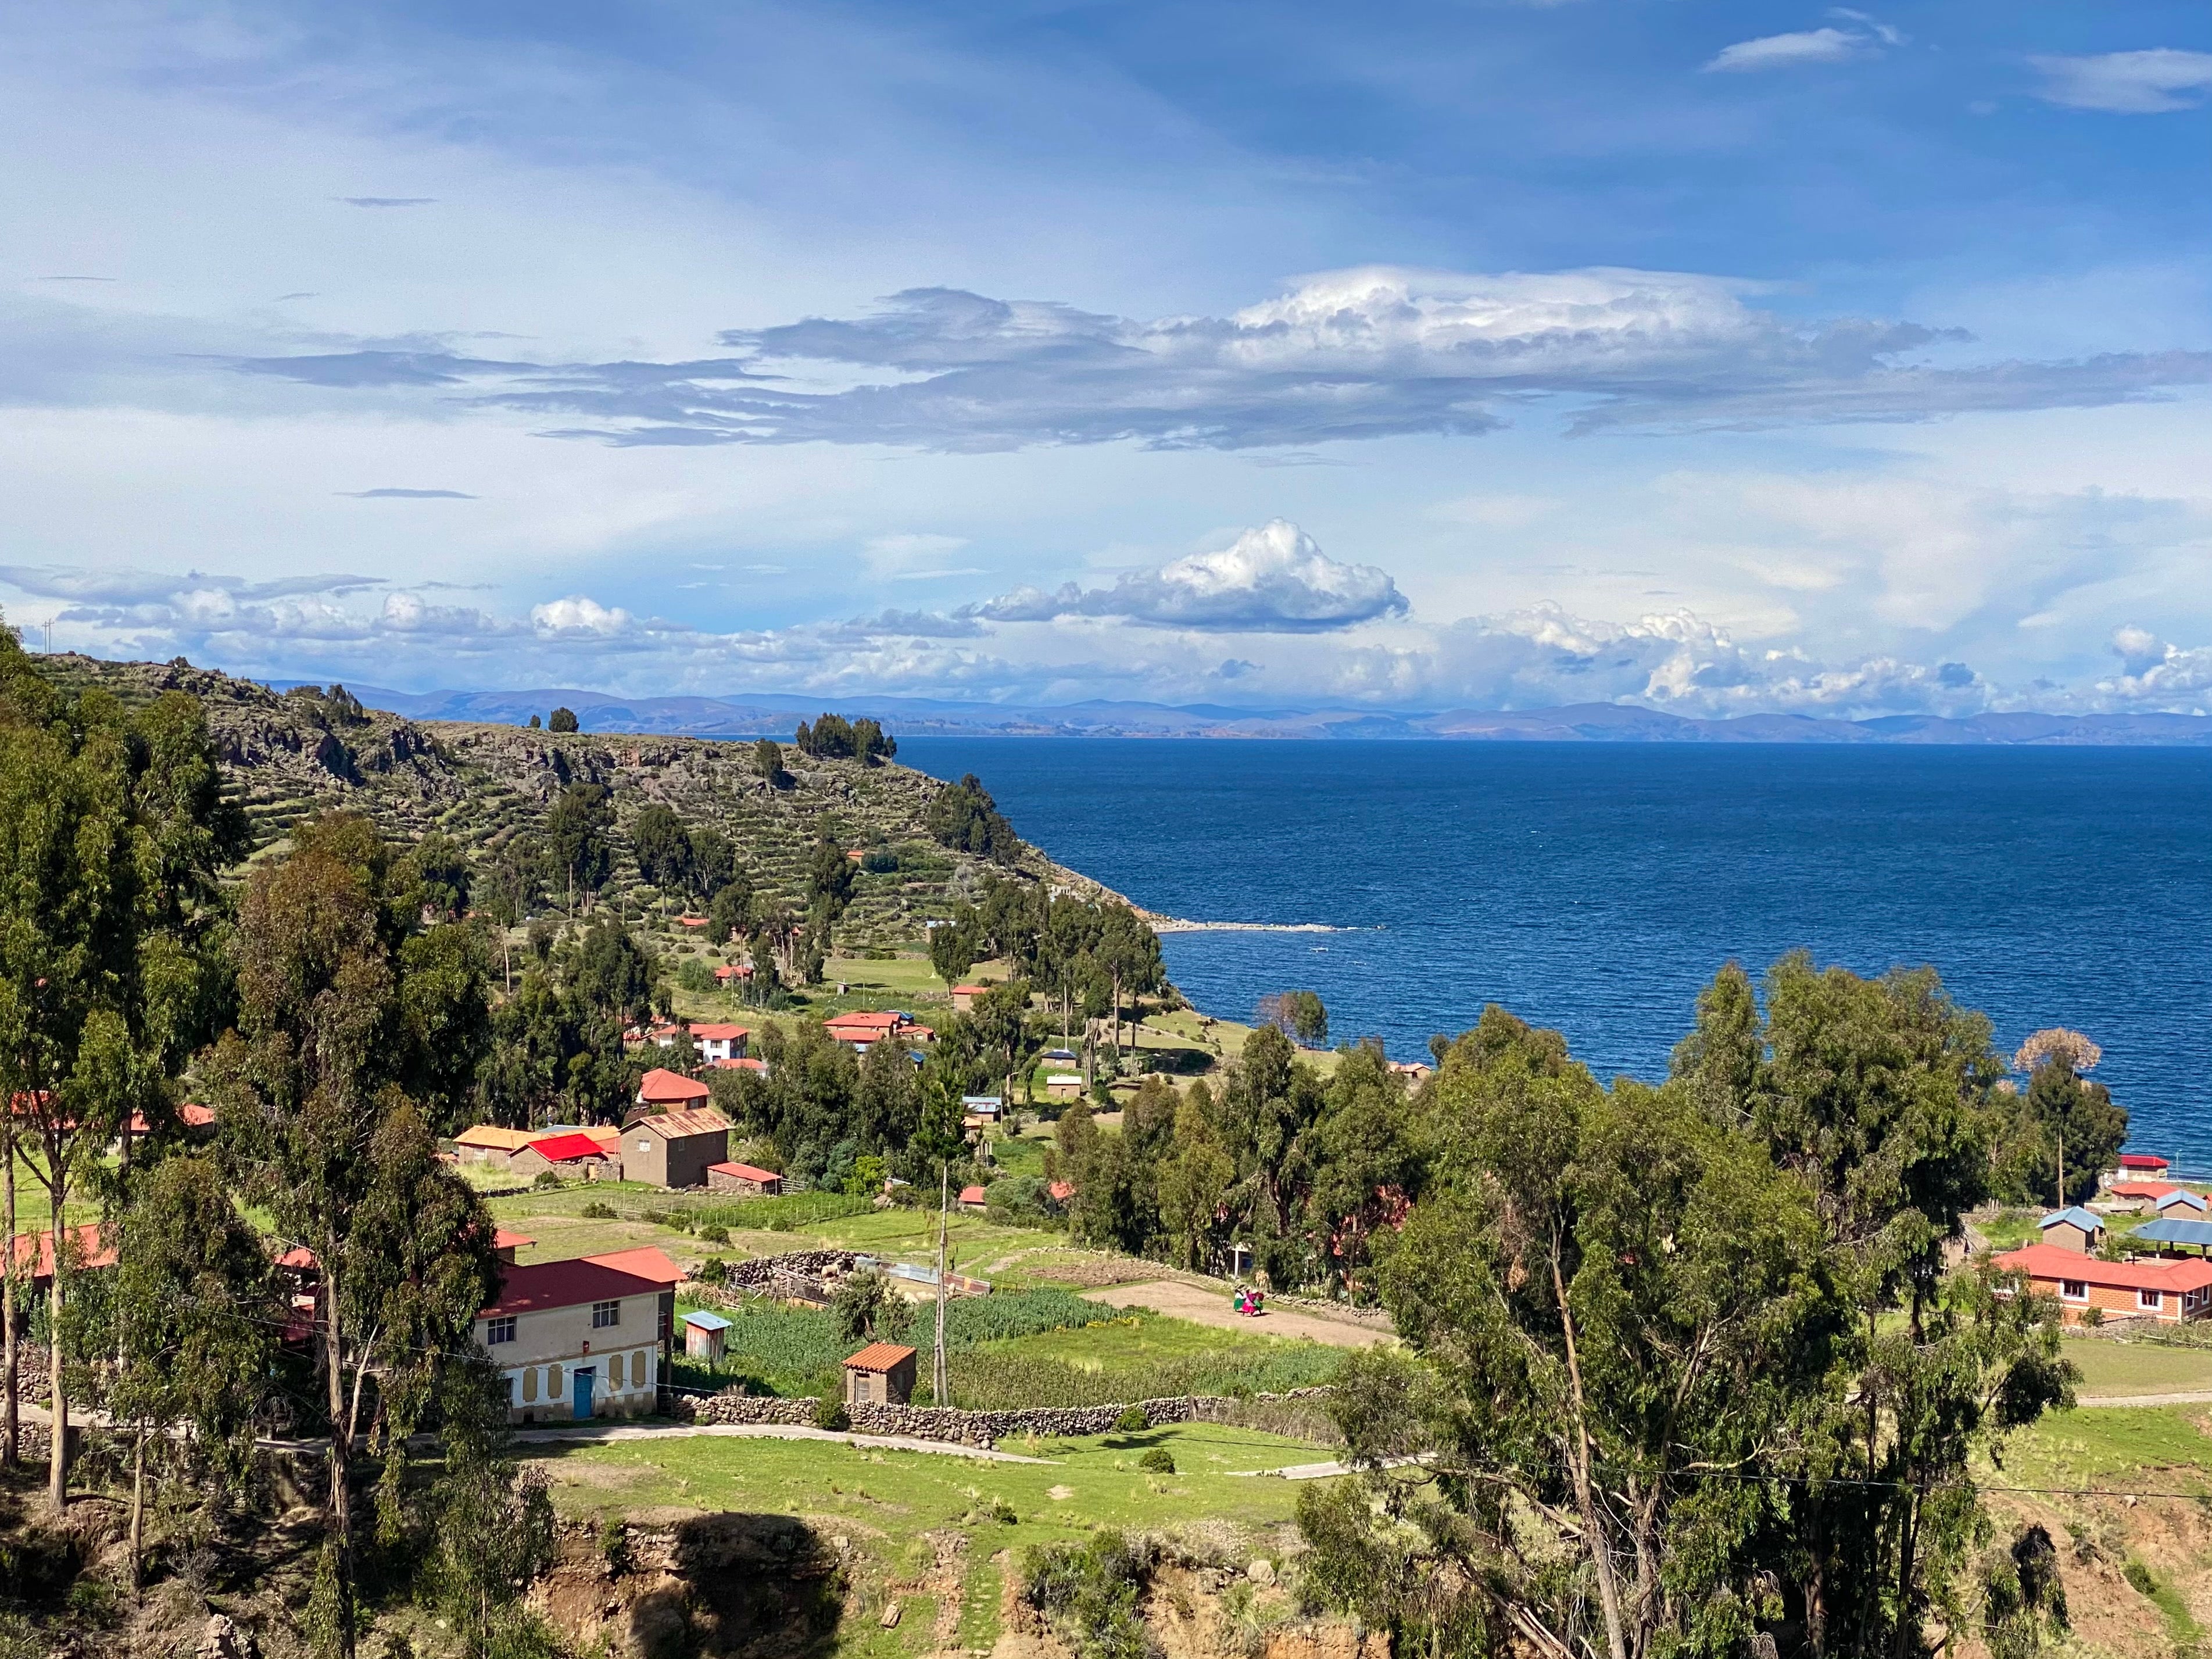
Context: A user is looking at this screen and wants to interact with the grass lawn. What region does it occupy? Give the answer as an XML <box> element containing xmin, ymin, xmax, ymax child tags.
<box><xmin>2064</xmin><ymin>1337</ymin><xmax>2212</xmax><ymax>1398</ymax></box>
<box><xmin>982</xmin><ymin>1312</ymin><xmax>1328</xmax><ymax>1378</ymax></box>
<box><xmin>1999</xmin><ymin>1402</ymin><xmax>2212</xmax><ymax>1493</ymax></box>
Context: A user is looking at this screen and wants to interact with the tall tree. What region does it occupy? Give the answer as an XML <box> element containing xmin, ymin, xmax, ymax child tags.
<box><xmin>109</xmin><ymin>1155</ymin><xmax>280</xmax><ymax>1593</ymax></box>
<box><xmin>543</xmin><ymin>782</ymin><xmax>614</xmax><ymax>910</ymax></box>
<box><xmin>0</xmin><ymin>639</ymin><xmax>244</xmax><ymax>1501</ymax></box>
<box><xmin>628</xmin><ymin>804</ymin><xmax>691</xmax><ymax>895</ymax></box>
<box><xmin>210</xmin><ymin>817</ymin><xmax>502</xmax><ymax>1659</ymax></box>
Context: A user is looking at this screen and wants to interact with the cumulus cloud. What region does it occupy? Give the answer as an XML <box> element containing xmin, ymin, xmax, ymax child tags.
<box><xmin>206</xmin><ymin>266</ymin><xmax>2212</xmax><ymax>451</ymax></box>
<box><xmin>530</xmin><ymin>595</ymin><xmax>639</xmax><ymax>638</ymax></box>
<box><xmin>2030</xmin><ymin>50</ymin><xmax>2212</xmax><ymax>114</ymax></box>
<box><xmin>978</xmin><ymin>521</ymin><xmax>1408</xmax><ymax>632</ymax></box>
<box><xmin>2096</xmin><ymin>627</ymin><xmax>2212</xmax><ymax>707</ymax></box>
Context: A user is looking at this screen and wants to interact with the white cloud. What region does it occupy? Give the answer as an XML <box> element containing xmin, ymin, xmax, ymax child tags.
<box><xmin>1703</xmin><ymin>28</ymin><xmax>1870</xmax><ymax>73</ymax></box>
<box><xmin>2030</xmin><ymin>50</ymin><xmax>2212</xmax><ymax>114</ymax></box>
<box><xmin>979</xmin><ymin>520</ymin><xmax>1408</xmax><ymax>631</ymax></box>
<box><xmin>2095</xmin><ymin>627</ymin><xmax>2212</xmax><ymax>707</ymax></box>
<box><xmin>530</xmin><ymin>595</ymin><xmax>639</xmax><ymax>638</ymax></box>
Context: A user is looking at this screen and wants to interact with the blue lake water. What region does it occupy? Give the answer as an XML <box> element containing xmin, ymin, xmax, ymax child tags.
<box><xmin>896</xmin><ymin>738</ymin><xmax>2212</xmax><ymax>1168</ymax></box>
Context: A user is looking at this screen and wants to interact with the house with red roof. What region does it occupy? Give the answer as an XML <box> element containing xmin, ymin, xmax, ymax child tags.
<box><xmin>637</xmin><ymin>1067</ymin><xmax>712</xmax><ymax>1109</ymax></box>
<box><xmin>475</xmin><ymin>1245</ymin><xmax>685</xmax><ymax>1422</ymax></box>
<box><xmin>950</xmin><ymin>983</ymin><xmax>992</xmax><ymax>1012</ymax></box>
<box><xmin>2114</xmin><ymin>1153</ymin><xmax>2172</xmax><ymax>1181</ymax></box>
<box><xmin>707</xmin><ymin>1161</ymin><xmax>783</xmax><ymax>1196</ymax></box>
<box><xmin>689</xmin><ymin>1023</ymin><xmax>751</xmax><ymax>1064</ymax></box>
<box><xmin>1995</xmin><ymin>1241</ymin><xmax>2212</xmax><ymax>1325</ymax></box>
<box><xmin>822</xmin><ymin>1010</ymin><xmax>935</xmax><ymax>1052</ymax></box>
<box><xmin>11</xmin><ymin>1224</ymin><xmax>114</xmax><ymax>1290</ymax></box>
<box><xmin>958</xmin><ymin>1184</ymin><xmax>987</xmax><ymax>1212</ymax></box>
<box><xmin>510</xmin><ymin>1131</ymin><xmax>622</xmax><ymax>1182</ymax></box>
<box><xmin>711</xmin><ymin>1056</ymin><xmax>768</xmax><ymax>1075</ymax></box>
<box><xmin>842</xmin><ymin>1341</ymin><xmax>917</xmax><ymax>1405</ymax></box>
<box><xmin>713</xmin><ymin>963</ymin><xmax>753</xmax><ymax>984</ymax></box>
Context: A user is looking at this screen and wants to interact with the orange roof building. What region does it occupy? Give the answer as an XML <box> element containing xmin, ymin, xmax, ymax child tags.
<box><xmin>842</xmin><ymin>1341</ymin><xmax>918</xmax><ymax>1406</ymax></box>
<box><xmin>1995</xmin><ymin>1241</ymin><xmax>2212</xmax><ymax>1324</ymax></box>
<box><xmin>638</xmin><ymin>1067</ymin><xmax>713</xmax><ymax>1106</ymax></box>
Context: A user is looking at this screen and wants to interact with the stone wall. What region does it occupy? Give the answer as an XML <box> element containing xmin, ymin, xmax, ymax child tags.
<box><xmin>683</xmin><ymin>1385</ymin><xmax>1330</xmax><ymax>1448</ymax></box>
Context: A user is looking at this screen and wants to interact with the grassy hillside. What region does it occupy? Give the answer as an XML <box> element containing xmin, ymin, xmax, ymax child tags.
<box><xmin>44</xmin><ymin>653</ymin><xmax>1125</xmax><ymax>952</ymax></box>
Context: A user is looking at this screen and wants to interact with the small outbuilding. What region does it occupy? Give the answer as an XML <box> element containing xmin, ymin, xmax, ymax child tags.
<box><xmin>958</xmin><ymin>1184</ymin><xmax>987</xmax><ymax>1213</ymax></box>
<box><xmin>510</xmin><ymin>1132</ymin><xmax>622</xmax><ymax>1182</ymax></box>
<box><xmin>621</xmin><ymin>1107</ymin><xmax>732</xmax><ymax>1189</ymax></box>
<box><xmin>2038</xmin><ymin>1206</ymin><xmax>2106</xmax><ymax>1254</ymax></box>
<box><xmin>454</xmin><ymin>1125</ymin><xmax>538</xmax><ymax>1168</ymax></box>
<box><xmin>2157</xmin><ymin>1189</ymin><xmax>2209</xmax><ymax>1217</ymax></box>
<box><xmin>1043</xmin><ymin>1074</ymin><xmax>1084</xmax><ymax>1102</ymax></box>
<box><xmin>842</xmin><ymin>1342</ymin><xmax>918</xmax><ymax>1406</ymax></box>
<box><xmin>951</xmin><ymin>984</ymin><xmax>992</xmax><ymax>1012</ymax></box>
<box><xmin>682</xmin><ymin>1309</ymin><xmax>733</xmax><ymax>1363</ymax></box>
<box><xmin>2117</xmin><ymin>1153</ymin><xmax>2173</xmax><ymax>1181</ymax></box>
<box><xmin>707</xmin><ymin>1160</ymin><xmax>783</xmax><ymax>1196</ymax></box>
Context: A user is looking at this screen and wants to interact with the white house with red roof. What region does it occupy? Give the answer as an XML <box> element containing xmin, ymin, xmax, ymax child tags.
<box><xmin>2109</xmin><ymin>1153</ymin><xmax>2172</xmax><ymax>1185</ymax></box>
<box><xmin>689</xmin><ymin>1023</ymin><xmax>750</xmax><ymax>1064</ymax></box>
<box><xmin>1995</xmin><ymin>1241</ymin><xmax>2212</xmax><ymax>1325</ymax></box>
<box><xmin>475</xmin><ymin>1245</ymin><xmax>683</xmax><ymax>1422</ymax></box>
<box><xmin>822</xmin><ymin>1010</ymin><xmax>935</xmax><ymax>1052</ymax></box>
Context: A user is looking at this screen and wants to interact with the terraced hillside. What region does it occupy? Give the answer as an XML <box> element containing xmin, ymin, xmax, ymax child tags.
<box><xmin>46</xmin><ymin>653</ymin><xmax>1123</xmax><ymax>947</ymax></box>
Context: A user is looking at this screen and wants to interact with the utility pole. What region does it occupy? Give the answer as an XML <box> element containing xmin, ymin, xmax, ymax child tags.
<box><xmin>2057</xmin><ymin>1129</ymin><xmax>2066</xmax><ymax>1211</ymax></box>
<box><xmin>933</xmin><ymin>1164</ymin><xmax>950</xmax><ymax>1407</ymax></box>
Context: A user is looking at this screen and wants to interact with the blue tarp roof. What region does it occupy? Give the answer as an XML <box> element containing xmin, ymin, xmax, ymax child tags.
<box><xmin>2130</xmin><ymin>1218</ymin><xmax>2212</xmax><ymax>1249</ymax></box>
<box><xmin>2041</xmin><ymin>1207</ymin><xmax>2104</xmax><ymax>1233</ymax></box>
<box><xmin>681</xmin><ymin>1310</ymin><xmax>733</xmax><ymax>1331</ymax></box>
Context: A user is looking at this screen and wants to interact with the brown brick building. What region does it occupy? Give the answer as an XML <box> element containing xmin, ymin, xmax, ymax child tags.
<box><xmin>1996</xmin><ymin>1242</ymin><xmax>2212</xmax><ymax>1325</ymax></box>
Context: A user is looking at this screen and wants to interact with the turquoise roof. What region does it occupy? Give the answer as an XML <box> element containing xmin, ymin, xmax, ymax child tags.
<box><xmin>681</xmin><ymin>1310</ymin><xmax>734</xmax><ymax>1331</ymax></box>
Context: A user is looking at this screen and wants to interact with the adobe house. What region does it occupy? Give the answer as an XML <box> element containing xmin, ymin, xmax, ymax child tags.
<box><xmin>2156</xmin><ymin>1189</ymin><xmax>2209</xmax><ymax>1218</ymax></box>
<box><xmin>958</xmin><ymin>1184</ymin><xmax>987</xmax><ymax>1213</ymax></box>
<box><xmin>707</xmin><ymin>1160</ymin><xmax>783</xmax><ymax>1196</ymax></box>
<box><xmin>636</xmin><ymin>1066</ymin><xmax>713</xmax><ymax>1111</ymax></box>
<box><xmin>454</xmin><ymin>1125</ymin><xmax>536</xmax><ymax>1168</ymax></box>
<box><xmin>950</xmin><ymin>983</ymin><xmax>992</xmax><ymax>1012</ymax></box>
<box><xmin>510</xmin><ymin>1131</ymin><xmax>622</xmax><ymax>1182</ymax></box>
<box><xmin>620</xmin><ymin>1106</ymin><xmax>732</xmax><ymax>1189</ymax></box>
<box><xmin>842</xmin><ymin>1342</ymin><xmax>918</xmax><ymax>1406</ymax></box>
<box><xmin>474</xmin><ymin>1247</ymin><xmax>683</xmax><ymax>1422</ymax></box>
<box><xmin>1043</xmin><ymin>1074</ymin><xmax>1084</xmax><ymax>1102</ymax></box>
<box><xmin>2037</xmin><ymin>1206</ymin><xmax>2106</xmax><ymax>1254</ymax></box>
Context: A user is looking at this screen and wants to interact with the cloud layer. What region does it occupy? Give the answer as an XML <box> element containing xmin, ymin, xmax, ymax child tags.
<box><xmin>213</xmin><ymin>266</ymin><xmax>2212</xmax><ymax>452</ymax></box>
<box><xmin>2031</xmin><ymin>51</ymin><xmax>2212</xmax><ymax>114</ymax></box>
<box><xmin>979</xmin><ymin>520</ymin><xmax>1407</xmax><ymax>631</ymax></box>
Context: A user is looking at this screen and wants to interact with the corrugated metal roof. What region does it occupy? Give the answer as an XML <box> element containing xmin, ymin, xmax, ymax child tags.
<box><xmin>633</xmin><ymin>1106</ymin><xmax>731</xmax><ymax>1140</ymax></box>
<box><xmin>528</xmin><ymin>1132</ymin><xmax>609</xmax><ymax>1161</ymax></box>
<box><xmin>2039</xmin><ymin>1207</ymin><xmax>2104</xmax><ymax>1233</ymax></box>
<box><xmin>479</xmin><ymin>1257</ymin><xmax>663</xmax><ymax>1318</ymax></box>
<box><xmin>682</xmin><ymin>1310</ymin><xmax>734</xmax><ymax>1331</ymax></box>
<box><xmin>2130</xmin><ymin>1218</ymin><xmax>2212</xmax><ymax>1249</ymax></box>
<box><xmin>1996</xmin><ymin>1242</ymin><xmax>2212</xmax><ymax>1292</ymax></box>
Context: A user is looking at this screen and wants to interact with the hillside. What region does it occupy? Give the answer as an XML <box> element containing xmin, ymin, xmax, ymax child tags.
<box><xmin>44</xmin><ymin>653</ymin><xmax>1126</xmax><ymax>948</ymax></box>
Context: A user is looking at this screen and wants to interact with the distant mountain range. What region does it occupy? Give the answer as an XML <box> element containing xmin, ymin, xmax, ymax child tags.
<box><xmin>317</xmin><ymin>684</ymin><xmax>2212</xmax><ymax>746</ymax></box>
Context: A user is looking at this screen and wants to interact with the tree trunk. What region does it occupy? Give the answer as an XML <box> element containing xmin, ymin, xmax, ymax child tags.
<box><xmin>1551</xmin><ymin>1247</ymin><xmax>1630</xmax><ymax>1659</ymax></box>
<box><xmin>45</xmin><ymin>1151</ymin><xmax>68</xmax><ymax>1512</ymax></box>
<box><xmin>323</xmin><ymin>1268</ymin><xmax>357</xmax><ymax>1659</ymax></box>
<box><xmin>2</xmin><ymin>1118</ymin><xmax>16</xmax><ymax>1469</ymax></box>
<box><xmin>129</xmin><ymin>1427</ymin><xmax>146</xmax><ymax>1596</ymax></box>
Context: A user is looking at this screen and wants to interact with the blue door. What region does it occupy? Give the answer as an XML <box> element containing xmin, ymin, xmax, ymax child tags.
<box><xmin>572</xmin><ymin>1366</ymin><xmax>595</xmax><ymax>1420</ymax></box>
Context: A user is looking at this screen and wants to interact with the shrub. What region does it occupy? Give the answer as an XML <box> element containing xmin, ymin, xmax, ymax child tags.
<box><xmin>1022</xmin><ymin>1531</ymin><xmax>1152</xmax><ymax>1659</ymax></box>
<box><xmin>1137</xmin><ymin>1449</ymin><xmax>1175</xmax><ymax>1475</ymax></box>
<box><xmin>696</xmin><ymin>1257</ymin><xmax>731</xmax><ymax>1284</ymax></box>
<box><xmin>990</xmin><ymin>1499</ymin><xmax>1018</xmax><ymax>1525</ymax></box>
<box><xmin>698</xmin><ymin>1224</ymin><xmax>730</xmax><ymax>1245</ymax></box>
<box><xmin>598</xmin><ymin>1518</ymin><xmax>632</xmax><ymax>1577</ymax></box>
<box><xmin>580</xmin><ymin>1201</ymin><xmax>616</xmax><ymax>1220</ymax></box>
<box><xmin>531</xmin><ymin>1171</ymin><xmax>563</xmax><ymax>1190</ymax></box>
<box><xmin>2082</xmin><ymin>1306</ymin><xmax>2106</xmax><ymax>1328</ymax></box>
<box><xmin>814</xmin><ymin>1396</ymin><xmax>851</xmax><ymax>1432</ymax></box>
<box><xmin>1114</xmin><ymin>1406</ymin><xmax>1150</xmax><ymax>1433</ymax></box>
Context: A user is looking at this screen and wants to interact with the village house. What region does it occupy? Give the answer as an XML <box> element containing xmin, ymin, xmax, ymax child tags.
<box><xmin>707</xmin><ymin>1160</ymin><xmax>783</xmax><ymax>1196</ymax></box>
<box><xmin>711</xmin><ymin>1056</ymin><xmax>769</xmax><ymax>1077</ymax></box>
<box><xmin>510</xmin><ymin>1131</ymin><xmax>622</xmax><ymax>1182</ymax></box>
<box><xmin>2101</xmin><ymin>1181</ymin><xmax>2181</xmax><ymax>1215</ymax></box>
<box><xmin>959</xmin><ymin>1184</ymin><xmax>987</xmax><ymax>1213</ymax></box>
<box><xmin>690</xmin><ymin>1022</ymin><xmax>750</xmax><ymax>1064</ymax></box>
<box><xmin>2038</xmin><ymin>1206</ymin><xmax>2105</xmax><ymax>1253</ymax></box>
<box><xmin>453</xmin><ymin>1125</ymin><xmax>538</xmax><ymax>1168</ymax></box>
<box><xmin>2157</xmin><ymin>1189</ymin><xmax>2210</xmax><ymax>1218</ymax></box>
<box><xmin>950</xmin><ymin>984</ymin><xmax>992</xmax><ymax>1012</ymax></box>
<box><xmin>713</xmin><ymin>963</ymin><xmax>752</xmax><ymax>986</ymax></box>
<box><xmin>637</xmin><ymin>1067</ymin><xmax>713</xmax><ymax>1111</ymax></box>
<box><xmin>1996</xmin><ymin>1241</ymin><xmax>2212</xmax><ymax>1325</ymax></box>
<box><xmin>2112</xmin><ymin>1153</ymin><xmax>2172</xmax><ymax>1184</ymax></box>
<box><xmin>1043</xmin><ymin>1074</ymin><xmax>1084</xmax><ymax>1102</ymax></box>
<box><xmin>822</xmin><ymin>1010</ymin><xmax>934</xmax><ymax>1052</ymax></box>
<box><xmin>842</xmin><ymin>1342</ymin><xmax>918</xmax><ymax>1406</ymax></box>
<box><xmin>475</xmin><ymin>1246</ymin><xmax>684</xmax><ymax>1422</ymax></box>
<box><xmin>10</xmin><ymin>1224</ymin><xmax>114</xmax><ymax>1301</ymax></box>
<box><xmin>619</xmin><ymin>1106</ymin><xmax>731</xmax><ymax>1189</ymax></box>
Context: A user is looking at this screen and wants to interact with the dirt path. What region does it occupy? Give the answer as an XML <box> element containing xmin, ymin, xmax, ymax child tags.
<box><xmin>2076</xmin><ymin>1390</ymin><xmax>2212</xmax><ymax>1408</ymax></box>
<box><xmin>1082</xmin><ymin>1281</ymin><xmax>1392</xmax><ymax>1349</ymax></box>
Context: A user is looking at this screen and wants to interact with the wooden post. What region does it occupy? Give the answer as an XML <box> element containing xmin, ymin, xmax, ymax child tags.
<box><xmin>933</xmin><ymin>1166</ymin><xmax>950</xmax><ymax>1407</ymax></box>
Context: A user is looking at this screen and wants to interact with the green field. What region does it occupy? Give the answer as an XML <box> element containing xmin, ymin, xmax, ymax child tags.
<box><xmin>529</xmin><ymin>1418</ymin><xmax>1319</xmax><ymax>1656</ymax></box>
<box><xmin>2064</xmin><ymin>1335</ymin><xmax>2212</xmax><ymax>1397</ymax></box>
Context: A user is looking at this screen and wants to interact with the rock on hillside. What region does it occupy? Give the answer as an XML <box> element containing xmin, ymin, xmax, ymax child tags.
<box><xmin>45</xmin><ymin>653</ymin><xmax>1128</xmax><ymax>946</ymax></box>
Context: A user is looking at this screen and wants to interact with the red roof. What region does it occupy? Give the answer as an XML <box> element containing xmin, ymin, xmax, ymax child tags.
<box><xmin>495</xmin><ymin>1228</ymin><xmax>535</xmax><ymax>1252</ymax></box>
<box><xmin>479</xmin><ymin>1257</ymin><xmax>665</xmax><ymax>1318</ymax></box>
<box><xmin>952</xmin><ymin>984</ymin><xmax>990</xmax><ymax>996</ymax></box>
<box><xmin>1996</xmin><ymin>1242</ymin><xmax>2212</xmax><ymax>1294</ymax></box>
<box><xmin>12</xmin><ymin>1224</ymin><xmax>113</xmax><ymax>1280</ymax></box>
<box><xmin>826</xmin><ymin>1010</ymin><xmax>904</xmax><ymax>1032</ymax></box>
<box><xmin>581</xmin><ymin>1246</ymin><xmax>685</xmax><ymax>1287</ymax></box>
<box><xmin>714</xmin><ymin>963</ymin><xmax>753</xmax><ymax>980</ymax></box>
<box><xmin>2121</xmin><ymin>1153</ymin><xmax>2171</xmax><ymax>1170</ymax></box>
<box><xmin>960</xmin><ymin>1184</ymin><xmax>986</xmax><ymax>1203</ymax></box>
<box><xmin>690</xmin><ymin>1023</ymin><xmax>749</xmax><ymax>1041</ymax></box>
<box><xmin>1047</xmin><ymin>1180</ymin><xmax>1075</xmax><ymax>1203</ymax></box>
<box><xmin>676</xmin><ymin>914</ymin><xmax>709</xmax><ymax>927</ymax></box>
<box><xmin>843</xmin><ymin>1342</ymin><xmax>918</xmax><ymax>1371</ymax></box>
<box><xmin>712</xmin><ymin>1056</ymin><xmax>768</xmax><ymax>1073</ymax></box>
<box><xmin>710</xmin><ymin>1161</ymin><xmax>782</xmax><ymax>1183</ymax></box>
<box><xmin>638</xmin><ymin>1067</ymin><xmax>712</xmax><ymax>1103</ymax></box>
<box><xmin>528</xmin><ymin>1132</ymin><xmax>610</xmax><ymax>1163</ymax></box>
<box><xmin>2110</xmin><ymin>1182</ymin><xmax>2182</xmax><ymax>1200</ymax></box>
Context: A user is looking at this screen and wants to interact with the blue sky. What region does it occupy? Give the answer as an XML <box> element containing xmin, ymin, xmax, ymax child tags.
<box><xmin>3</xmin><ymin>0</ymin><xmax>2209</xmax><ymax>714</ymax></box>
